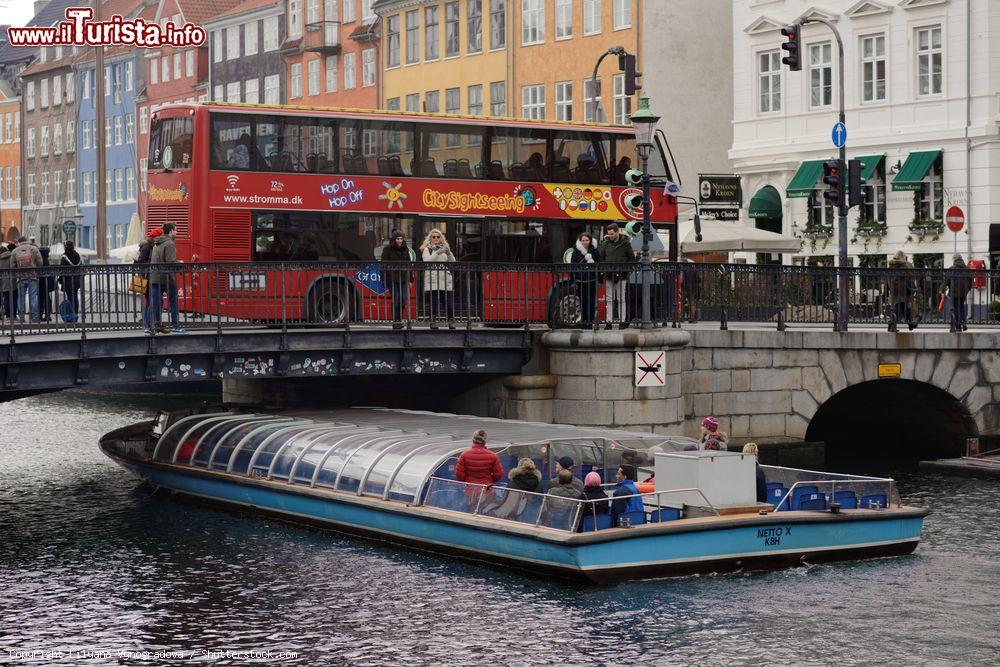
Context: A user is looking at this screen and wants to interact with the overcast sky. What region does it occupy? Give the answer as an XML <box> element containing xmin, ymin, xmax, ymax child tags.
<box><xmin>0</xmin><ymin>1</ymin><xmax>36</xmax><ymax>28</ymax></box>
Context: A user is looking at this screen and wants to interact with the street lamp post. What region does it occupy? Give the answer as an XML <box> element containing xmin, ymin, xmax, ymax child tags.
<box><xmin>631</xmin><ymin>96</ymin><xmax>660</xmax><ymax>330</ymax></box>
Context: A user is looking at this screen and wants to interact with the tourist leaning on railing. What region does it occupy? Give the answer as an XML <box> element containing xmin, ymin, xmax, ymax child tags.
<box><xmin>570</xmin><ymin>233</ymin><xmax>601</xmax><ymax>327</ymax></box>
<box><xmin>454</xmin><ymin>429</ymin><xmax>503</xmax><ymax>510</ymax></box>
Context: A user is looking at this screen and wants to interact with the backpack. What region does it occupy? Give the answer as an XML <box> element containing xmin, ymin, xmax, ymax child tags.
<box><xmin>13</xmin><ymin>247</ymin><xmax>34</xmax><ymax>269</ymax></box>
<box><xmin>58</xmin><ymin>298</ymin><xmax>77</xmax><ymax>323</ymax></box>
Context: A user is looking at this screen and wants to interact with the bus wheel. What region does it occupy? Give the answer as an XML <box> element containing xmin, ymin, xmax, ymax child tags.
<box><xmin>306</xmin><ymin>281</ymin><xmax>353</xmax><ymax>325</ymax></box>
<box><xmin>548</xmin><ymin>285</ymin><xmax>582</xmax><ymax>329</ymax></box>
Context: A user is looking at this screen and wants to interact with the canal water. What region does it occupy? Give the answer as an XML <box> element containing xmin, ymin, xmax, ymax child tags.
<box><xmin>1</xmin><ymin>393</ymin><xmax>998</xmax><ymax>665</ymax></box>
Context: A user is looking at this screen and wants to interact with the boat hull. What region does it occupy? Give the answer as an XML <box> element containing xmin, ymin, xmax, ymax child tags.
<box><xmin>108</xmin><ymin>450</ymin><xmax>926</xmax><ymax>584</ymax></box>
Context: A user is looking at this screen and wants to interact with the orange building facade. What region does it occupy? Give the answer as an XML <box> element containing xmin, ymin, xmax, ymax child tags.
<box><xmin>0</xmin><ymin>92</ymin><xmax>21</xmax><ymax>241</ymax></box>
<box><xmin>511</xmin><ymin>0</ymin><xmax>641</xmax><ymax>125</ymax></box>
<box><xmin>283</xmin><ymin>0</ymin><xmax>380</xmax><ymax>109</ymax></box>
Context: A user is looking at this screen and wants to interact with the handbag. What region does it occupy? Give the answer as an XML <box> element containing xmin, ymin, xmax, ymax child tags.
<box><xmin>128</xmin><ymin>274</ymin><xmax>148</xmax><ymax>294</ymax></box>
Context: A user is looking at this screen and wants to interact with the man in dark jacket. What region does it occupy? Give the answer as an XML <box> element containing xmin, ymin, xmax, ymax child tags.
<box><xmin>135</xmin><ymin>228</ymin><xmax>162</xmax><ymax>332</ymax></box>
<box><xmin>381</xmin><ymin>229</ymin><xmax>412</xmax><ymax>329</ymax></box>
<box><xmin>598</xmin><ymin>223</ymin><xmax>633</xmax><ymax>329</ymax></box>
<box><xmin>149</xmin><ymin>223</ymin><xmax>187</xmax><ymax>334</ymax></box>
<box><xmin>949</xmin><ymin>254</ymin><xmax>973</xmax><ymax>331</ymax></box>
<box><xmin>611</xmin><ymin>464</ymin><xmax>643</xmax><ymax>525</ymax></box>
<box><xmin>547</xmin><ymin>455</ymin><xmax>584</xmax><ymax>493</ymax></box>
<box><xmin>887</xmin><ymin>251</ymin><xmax>916</xmax><ymax>330</ymax></box>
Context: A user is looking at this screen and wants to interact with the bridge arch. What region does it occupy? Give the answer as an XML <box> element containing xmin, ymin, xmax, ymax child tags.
<box><xmin>805</xmin><ymin>379</ymin><xmax>976</xmax><ymax>463</ymax></box>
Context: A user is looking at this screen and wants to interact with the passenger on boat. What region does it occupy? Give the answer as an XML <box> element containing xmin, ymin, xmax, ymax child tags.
<box><xmin>700</xmin><ymin>417</ymin><xmax>729</xmax><ymax>451</ymax></box>
<box><xmin>547</xmin><ymin>469</ymin><xmax>585</xmax><ymax>502</ymax></box>
<box><xmin>507</xmin><ymin>458</ymin><xmax>542</xmax><ymax>492</ymax></box>
<box><xmin>543</xmin><ymin>469</ymin><xmax>586</xmax><ymax>526</ymax></box>
<box><xmin>743</xmin><ymin>442</ymin><xmax>768</xmax><ymax>503</ymax></box>
<box><xmin>611</xmin><ymin>465</ymin><xmax>643</xmax><ymax>523</ymax></box>
<box><xmin>582</xmin><ymin>472</ymin><xmax>610</xmax><ymax>514</ymax></box>
<box><xmin>455</xmin><ymin>429</ymin><xmax>504</xmax><ymax>505</ymax></box>
<box><xmin>548</xmin><ymin>456</ymin><xmax>584</xmax><ymax>493</ymax></box>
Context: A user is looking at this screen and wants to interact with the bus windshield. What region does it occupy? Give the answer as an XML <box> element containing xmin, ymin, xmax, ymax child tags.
<box><xmin>150</xmin><ymin>116</ymin><xmax>194</xmax><ymax>170</ymax></box>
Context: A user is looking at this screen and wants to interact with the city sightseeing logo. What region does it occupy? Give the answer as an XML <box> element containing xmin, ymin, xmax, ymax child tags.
<box><xmin>379</xmin><ymin>182</ymin><xmax>407</xmax><ymax>209</ymax></box>
<box><xmin>6</xmin><ymin>7</ymin><xmax>206</xmax><ymax>49</ymax></box>
<box><xmin>149</xmin><ymin>183</ymin><xmax>188</xmax><ymax>203</ymax></box>
<box><xmin>225</xmin><ymin>174</ymin><xmax>240</xmax><ymax>192</ymax></box>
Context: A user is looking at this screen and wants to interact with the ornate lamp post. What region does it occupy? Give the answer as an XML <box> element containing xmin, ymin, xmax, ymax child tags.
<box><xmin>631</xmin><ymin>96</ymin><xmax>660</xmax><ymax>329</ymax></box>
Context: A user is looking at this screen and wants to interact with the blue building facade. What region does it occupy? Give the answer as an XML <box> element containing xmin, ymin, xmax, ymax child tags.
<box><xmin>76</xmin><ymin>49</ymin><xmax>143</xmax><ymax>251</ymax></box>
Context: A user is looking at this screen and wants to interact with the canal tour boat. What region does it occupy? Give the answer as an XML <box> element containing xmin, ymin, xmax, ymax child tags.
<box><xmin>100</xmin><ymin>407</ymin><xmax>928</xmax><ymax>584</ymax></box>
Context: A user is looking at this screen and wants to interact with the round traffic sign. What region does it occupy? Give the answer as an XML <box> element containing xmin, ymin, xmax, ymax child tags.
<box><xmin>946</xmin><ymin>206</ymin><xmax>964</xmax><ymax>233</ymax></box>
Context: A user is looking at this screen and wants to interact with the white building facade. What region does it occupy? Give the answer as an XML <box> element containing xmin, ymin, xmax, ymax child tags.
<box><xmin>731</xmin><ymin>0</ymin><xmax>999</xmax><ymax>271</ymax></box>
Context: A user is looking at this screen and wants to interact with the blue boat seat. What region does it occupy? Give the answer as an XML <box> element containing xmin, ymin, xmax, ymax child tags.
<box><xmin>766</xmin><ymin>483</ymin><xmax>788</xmax><ymax>510</ymax></box>
<box><xmin>796</xmin><ymin>493</ymin><xmax>827</xmax><ymax>510</ymax></box>
<box><xmin>581</xmin><ymin>513</ymin><xmax>613</xmax><ymax>532</ymax></box>
<box><xmin>648</xmin><ymin>507</ymin><xmax>681</xmax><ymax>522</ymax></box>
<box><xmin>789</xmin><ymin>485</ymin><xmax>819</xmax><ymax>510</ymax></box>
<box><xmin>859</xmin><ymin>493</ymin><xmax>888</xmax><ymax>509</ymax></box>
<box><xmin>427</xmin><ymin>487</ymin><xmax>467</xmax><ymax>512</ymax></box>
<box><xmin>832</xmin><ymin>490</ymin><xmax>858</xmax><ymax>509</ymax></box>
<box><xmin>520</xmin><ymin>495</ymin><xmax>543</xmax><ymax>523</ymax></box>
<box><xmin>616</xmin><ymin>510</ymin><xmax>646</xmax><ymax>527</ymax></box>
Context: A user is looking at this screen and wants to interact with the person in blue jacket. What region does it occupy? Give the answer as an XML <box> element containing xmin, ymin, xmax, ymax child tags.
<box><xmin>611</xmin><ymin>464</ymin><xmax>643</xmax><ymax>525</ymax></box>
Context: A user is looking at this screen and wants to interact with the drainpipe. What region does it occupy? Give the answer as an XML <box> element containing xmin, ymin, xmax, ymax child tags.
<box><xmin>965</xmin><ymin>0</ymin><xmax>972</xmax><ymax>258</ymax></box>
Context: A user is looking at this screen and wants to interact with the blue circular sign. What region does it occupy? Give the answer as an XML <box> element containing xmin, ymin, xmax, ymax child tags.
<box><xmin>831</xmin><ymin>122</ymin><xmax>847</xmax><ymax>148</ymax></box>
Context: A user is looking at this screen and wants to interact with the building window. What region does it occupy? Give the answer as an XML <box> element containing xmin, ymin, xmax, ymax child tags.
<box><xmin>860</xmin><ymin>34</ymin><xmax>886</xmax><ymax>103</ymax></box>
<box><xmin>290</xmin><ymin>63</ymin><xmax>302</xmax><ymax>98</ymax></box>
<box><xmin>342</xmin><ymin>0</ymin><xmax>355</xmax><ymax>22</ymax></box>
<box><xmin>161</xmin><ymin>56</ymin><xmax>169</xmax><ymax>82</ymax></box>
<box><xmin>613</xmin><ymin>74</ymin><xmax>630</xmax><ymax>124</ymax></box>
<box><xmin>125</xmin><ymin>113</ymin><xmax>134</xmax><ymax>143</ymax></box>
<box><xmin>861</xmin><ymin>170</ymin><xmax>886</xmax><ymax>225</ymax></box>
<box><xmin>468</xmin><ymin>0</ymin><xmax>482</xmax><ymax>53</ymax></box>
<box><xmin>213</xmin><ymin>84</ymin><xmax>223</xmax><ymax>101</ymax></box>
<box><xmin>289</xmin><ymin>0</ymin><xmax>302</xmax><ymax>37</ymax></box>
<box><xmin>916</xmin><ymin>25</ymin><xmax>942</xmax><ymax>96</ymax></box>
<box><xmin>584</xmin><ymin>0</ymin><xmax>600</xmax><ymax>35</ymax></box>
<box><xmin>212</xmin><ymin>30</ymin><xmax>222</xmax><ymax>62</ymax></box>
<box><xmin>27</xmin><ymin>126</ymin><xmax>36</xmax><ymax>157</ymax></box>
<box><xmin>521</xmin><ymin>83</ymin><xmax>544</xmax><ymax>120</ymax></box>
<box><xmin>362</xmin><ymin>48</ymin><xmax>376</xmax><ymax>86</ymax></box>
<box><xmin>326</xmin><ymin>56</ymin><xmax>338</xmax><ymax>92</ymax></box>
<box><xmin>81</xmin><ymin>172</ymin><xmax>90</xmax><ymax>204</ymax></box>
<box><xmin>40</xmin><ymin>172</ymin><xmax>49</xmax><ymax>204</ymax></box>
<box><xmin>344</xmin><ymin>52</ymin><xmax>356</xmax><ymax>89</ymax></box>
<box><xmin>27</xmin><ymin>174</ymin><xmax>35</xmax><ymax>205</ymax></box>
<box><xmin>445</xmin><ymin>2</ymin><xmax>460</xmax><ymax>57</ymax></box>
<box><xmin>227</xmin><ymin>26</ymin><xmax>240</xmax><ymax>59</ymax></box>
<box><xmin>613</xmin><ymin>0</ymin><xmax>631</xmax><ymax>30</ymax></box>
<box><xmin>139</xmin><ymin>107</ymin><xmax>148</xmax><ymax>133</ymax></box>
<box><xmin>114</xmin><ymin>168</ymin><xmax>123</xmax><ymax>201</ymax></box>
<box><xmin>308</xmin><ymin>59</ymin><xmax>320</xmax><ymax>95</ymax></box>
<box><xmin>387</xmin><ymin>14</ymin><xmax>400</xmax><ymax>67</ymax></box>
<box><xmin>66</xmin><ymin>72</ymin><xmax>75</xmax><ymax>102</ymax></box>
<box><xmin>40</xmin><ymin>78</ymin><xmax>48</xmax><ymax>108</ymax></box>
<box><xmin>809</xmin><ymin>42</ymin><xmax>832</xmax><ymax>108</ymax></box>
<box><xmin>555</xmin><ymin>0</ymin><xmax>572</xmax><ymax>40</ymax></box>
<box><xmin>126</xmin><ymin>168</ymin><xmax>135</xmax><ymax>200</ymax></box>
<box><xmin>521</xmin><ymin>0</ymin><xmax>543</xmax><ymax>45</ymax></box>
<box><xmin>170</xmin><ymin>53</ymin><xmax>179</xmax><ymax>80</ymax></box>
<box><xmin>555</xmin><ymin>80</ymin><xmax>572</xmax><ymax>121</ymax></box>
<box><xmin>425</xmin><ymin>90</ymin><xmax>440</xmax><ymax>149</ymax></box>
<box><xmin>3</xmin><ymin>114</ymin><xmax>9</xmax><ymax>143</ymax></box>
<box><xmin>809</xmin><ymin>189</ymin><xmax>835</xmax><ymax>229</ymax></box>
<box><xmin>81</xmin><ymin>71</ymin><xmax>91</xmax><ymax>99</ymax></box>
<box><xmin>325</xmin><ymin>0</ymin><xmax>338</xmax><ymax>22</ymax></box>
<box><xmin>54</xmin><ymin>170</ymin><xmax>62</xmax><ymax>203</ymax></box>
<box><xmin>140</xmin><ymin>158</ymin><xmax>147</xmax><ymax>192</ymax></box>
<box><xmin>919</xmin><ymin>160</ymin><xmax>944</xmax><ymax>222</ymax></box>
<box><xmin>245</xmin><ymin>78</ymin><xmax>260</xmax><ymax>103</ymax></box>
<box><xmin>67</xmin><ymin>170</ymin><xmax>75</xmax><ymax>202</ymax></box>
<box><xmin>40</xmin><ymin>126</ymin><xmax>49</xmax><ymax>156</ymax></box>
<box><xmin>425</xmin><ymin>6</ymin><xmax>439</xmax><ymax>60</ymax></box>
<box><xmin>186</xmin><ymin>49</ymin><xmax>196</xmax><ymax>77</ymax></box>
<box><xmin>26</xmin><ymin>81</ymin><xmax>34</xmax><ymax>111</ymax></box>
<box><xmin>66</xmin><ymin>122</ymin><xmax>74</xmax><ymax>152</ymax></box>
<box><xmin>467</xmin><ymin>84</ymin><xmax>483</xmax><ymax>145</ymax></box>
<box><xmin>244</xmin><ymin>21</ymin><xmax>258</xmax><ymax>56</ymax></box>
<box><xmin>52</xmin><ymin>75</ymin><xmax>61</xmax><ymax>106</ymax></box>
<box><xmin>81</xmin><ymin>121</ymin><xmax>89</xmax><ymax>150</ymax></box>
<box><xmin>149</xmin><ymin>59</ymin><xmax>158</xmax><ymax>85</ymax></box>
<box><xmin>758</xmin><ymin>50</ymin><xmax>781</xmax><ymax>113</ymax></box>
<box><xmin>490</xmin><ymin>0</ymin><xmax>505</xmax><ymax>49</ymax></box>
<box><xmin>226</xmin><ymin>81</ymin><xmax>241</xmax><ymax>103</ymax></box>
<box><xmin>105</xmin><ymin>117</ymin><xmax>111</xmax><ymax>145</ymax></box>
<box><xmin>583</xmin><ymin>77</ymin><xmax>605</xmax><ymax>122</ymax></box>
<box><xmin>53</xmin><ymin>124</ymin><xmax>62</xmax><ymax>154</ymax></box>
<box><xmin>307</xmin><ymin>0</ymin><xmax>320</xmax><ymax>23</ymax></box>
<box><xmin>264</xmin><ymin>74</ymin><xmax>280</xmax><ymax>103</ymax></box>
<box><xmin>263</xmin><ymin>16</ymin><xmax>279</xmax><ymax>51</ymax></box>
<box><xmin>445</xmin><ymin>87</ymin><xmax>461</xmax><ymax>146</ymax></box>
<box><xmin>114</xmin><ymin>115</ymin><xmax>123</xmax><ymax>144</ymax></box>
<box><xmin>490</xmin><ymin>80</ymin><xmax>505</xmax><ymax>116</ymax></box>
<box><xmin>405</xmin><ymin>10</ymin><xmax>419</xmax><ymax>63</ymax></box>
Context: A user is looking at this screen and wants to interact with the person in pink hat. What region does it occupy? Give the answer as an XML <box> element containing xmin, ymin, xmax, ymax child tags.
<box><xmin>582</xmin><ymin>471</ymin><xmax>610</xmax><ymax>515</ymax></box>
<box><xmin>700</xmin><ymin>416</ymin><xmax>729</xmax><ymax>451</ymax></box>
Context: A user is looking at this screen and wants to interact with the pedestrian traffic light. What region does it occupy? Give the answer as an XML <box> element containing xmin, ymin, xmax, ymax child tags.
<box><xmin>619</xmin><ymin>52</ymin><xmax>641</xmax><ymax>96</ymax></box>
<box><xmin>781</xmin><ymin>24</ymin><xmax>801</xmax><ymax>71</ymax></box>
<box><xmin>624</xmin><ymin>192</ymin><xmax>645</xmax><ymax>213</ymax></box>
<box><xmin>624</xmin><ymin>168</ymin><xmax>644</xmax><ymax>187</ymax></box>
<box><xmin>848</xmin><ymin>158</ymin><xmax>865</xmax><ymax>208</ymax></box>
<box><xmin>822</xmin><ymin>159</ymin><xmax>844</xmax><ymax>207</ymax></box>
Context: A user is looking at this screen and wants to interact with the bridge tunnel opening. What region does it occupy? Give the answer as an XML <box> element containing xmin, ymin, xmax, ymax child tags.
<box><xmin>806</xmin><ymin>379</ymin><xmax>975</xmax><ymax>466</ymax></box>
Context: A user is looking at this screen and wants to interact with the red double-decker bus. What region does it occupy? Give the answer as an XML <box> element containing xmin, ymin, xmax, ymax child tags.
<box><xmin>145</xmin><ymin>102</ymin><xmax>677</xmax><ymax>324</ymax></box>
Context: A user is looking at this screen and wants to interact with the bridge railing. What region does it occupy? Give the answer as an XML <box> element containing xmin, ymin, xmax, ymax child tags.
<box><xmin>0</xmin><ymin>260</ymin><xmax>996</xmax><ymax>338</ymax></box>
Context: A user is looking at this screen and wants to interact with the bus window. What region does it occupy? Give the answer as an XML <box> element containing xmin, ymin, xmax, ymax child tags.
<box><xmin>210</xmin><ymin>113</ymin><xmax>254</xmax><ymax>170</ymax></box>
<box><xmin>551</xmin><ymin>131</ymin><xmax>609</xmax><ymax>185</ymax></box>
<box><xmin>413</xmin><ymin>122</ymin><xmax>486</xmax><ymax>178</ymax></box>
<box><xmin>612</xmin><ymin>136</ymin><xmax>637</xmax><ymax>185</ymax></box>
<box><xmin>256</xmin><ymin>116</ymin><xmax>337</xmax><ymax>173</ymax></box>
<box><xmin>150</xmin><ymin>116</ymin><xmax>194</xmax><ymax>169</ymax></box>
<box><xmin>339</xmin><ymin>118</ymin><xmax>416</xmax><ymax>177</ymax></box>
<box><xmin>253</xmin><ymin>211</ymin><xmax>388</xmax><ymax>261</ymax></box>
<box><xmin>490</xmin><ymin>126</ymin><xmax>550</xmax><ymax>181</ymax></box>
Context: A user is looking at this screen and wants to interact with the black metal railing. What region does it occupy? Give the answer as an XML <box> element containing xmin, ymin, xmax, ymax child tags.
<box><xmin>0</xmin><ymin>260</ymin><xmax>995</xmax><ymax>339</ymax></box>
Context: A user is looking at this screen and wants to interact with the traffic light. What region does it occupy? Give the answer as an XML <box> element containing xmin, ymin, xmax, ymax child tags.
<box><xmin>624</xmin><ymin>168</ymin><xmax>646</xmax><ymax>212</ymax></box>
<box><xmin>624</xmin><ymin>168</ymin><xmax>644</xmax><ymax>187</ymax></box>
<box><xmin>619</xmin><ymin>52</ymin><xmax>641</xmax><ymax>96</ymax></box>
<box><xmin>848</xmin><ymin>158</ymin><xmax>865</xmax><ymax>208</ymax></box>
<box><xmin>624</xmin><ymin>192</ymin><xmax>645</xmax><ymax>212</ymax></box>
<box><xmin>822</xmin><ymin>159</ymin><xmax>844</xmax><ymax>208</ymax></box>
<box><xmin>781</xmin><ymin>24</ymin><xmax>801</xmax><ymax>71</ymax></box>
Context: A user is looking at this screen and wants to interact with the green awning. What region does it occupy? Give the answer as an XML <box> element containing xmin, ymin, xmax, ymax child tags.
<box><xmin>855</xmin><ymin>154</ymin><xmax>885</xmax><ymax>182</ymax></box>
<box><xmin>892</xmin><ymin>150</ymin><xmax>941</xmax><ymax>191</ymax></box>
<box><xmin>748</xmin><ymin>186</ymin><xmax>782</xmax><ymax>220</ymax></box>
<box><xmin>785</xmin><ymin>160</ymin><xmax>827</xmax><ymax>198</ymax></box>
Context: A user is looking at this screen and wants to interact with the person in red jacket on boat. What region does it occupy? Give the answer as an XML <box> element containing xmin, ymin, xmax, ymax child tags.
<box><xmin>455</xmin><ymin>429</ymin><xmax>503</xmax><ymax>510</ymax></box>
